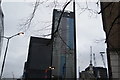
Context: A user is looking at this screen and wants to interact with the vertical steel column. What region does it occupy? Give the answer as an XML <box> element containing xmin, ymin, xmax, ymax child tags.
<box><xmin>73</xmin><ymin>0</ymin><xmax>77</xmax><ymax>79</ymax></box>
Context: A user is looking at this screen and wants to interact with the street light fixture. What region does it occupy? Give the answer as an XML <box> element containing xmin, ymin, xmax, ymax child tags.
<box><xmin>48</xmin><ymin>66</ymin><xmax>55</xmax><ymax>79</ymax></box>
<box><xmin>0</xmin><ymin>32</ymin><xmax>24</xmax><ymax>79</ymax></box>
<box><xmin>48</xmin><ymin>66</ymin><xmax>55</xmax><ymax>70</ymax></box>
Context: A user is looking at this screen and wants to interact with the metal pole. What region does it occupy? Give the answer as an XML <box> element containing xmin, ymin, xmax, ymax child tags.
<box><xmin>0</xmin><ymin>38</ymin><xmax>10</xmax><ymax>79</ymax></box>
<box><xmin>73</xmin><ymin>0</ymin><xmax>77</xmax><ymax>79</ymax></box>
<box><xmin>0</xmin><ymin>32</ymin><xmax>24</xmax><ymax>80</ymax></box>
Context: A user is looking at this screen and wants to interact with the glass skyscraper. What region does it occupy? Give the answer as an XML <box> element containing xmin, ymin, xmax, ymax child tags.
<box><xmin>51</xmin><ymin>9</ymin><xmax>76</xmax><ymax>79</ymax></box>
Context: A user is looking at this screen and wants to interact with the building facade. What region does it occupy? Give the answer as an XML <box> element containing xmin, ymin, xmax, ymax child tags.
<box><xmin>23</xmin><ymin>9</ymin><xmax>76</xmax><ymax>79</ymax></box>
<box><xmin>79</xmin><ymin>65</ymin><xmax>108</xmax><ymax>80</ymax></box>
<box><xmin>51</xmin><ymin>9</ymin><xmax>76</xmax><ymax>79</ymax></box>
<box><xmin>0</xmin><ymin>0</ymin><xmax>4</xmax><ymax>57</ymax></box>
<box><xmin>101</xmin><ymin>2</ymin><xmax>120</xmax><ymax>78</ymax></box>
<box><xmin>23</xmin><ymin>37</ymin><xmax>52</xmax><ymax>79</ymax></box>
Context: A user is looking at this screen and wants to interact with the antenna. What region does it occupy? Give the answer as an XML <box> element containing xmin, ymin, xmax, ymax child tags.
<box><xmin>93</xmin><ymin>53</ymin><xmax>97</xmax><ymax>67</ymax></box>
<box><xmin>100</xmin><ymin>52</ymin><xmax>106</xmax><ymax>68</ymax></box>
<box><xmin>90</xmin><ymin>46</ymin><xmax>92</xmax><ymax>65</ymax></box>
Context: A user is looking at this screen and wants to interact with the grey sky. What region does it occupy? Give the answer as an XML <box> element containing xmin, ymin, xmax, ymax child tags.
<box><xmin>0</xmin><ymin>0</ymin><xmax>107</xmax><ymax>78</ymax></box>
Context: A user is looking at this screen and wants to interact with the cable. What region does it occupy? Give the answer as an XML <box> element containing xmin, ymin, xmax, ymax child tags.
<box><xmin>105</xmin><ymin>14</ymin><xmax>120</xmax><ymax>43</ymax></box>
<box><xmin>48</xmin><ymin>0</ymin><xmax>72</xmax><ymax>45</ymax></box>
<box><xmin>98</xmin><ymin>2</ymin><xmax>113</xmax><ymax>14</ymax></box>
<box><xmin>53</xmin><ymin>0</ymin><xmax>73</xmax><ymax>50</ymax></box>
<box><xmin>57</xmin><ymin>31</ymin><xmax>72</xmax><ymax>50</ymax></box>
<box><xmin>53</xmin><ymin>0</ymin><xmax>72</xmax><ymax>35</ymax></box>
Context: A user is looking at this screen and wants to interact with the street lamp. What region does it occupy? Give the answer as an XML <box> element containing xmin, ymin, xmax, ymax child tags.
<box><xmin>48</xmin><ymin>66</ymin><xmax>55</xmax><ymax>70</ymax></box>
<box><xmin>48</xmin><ymin>66</ymin><xmax>55</xmax><ymax>79</ymax></box>
<box><xmin>0</xmin><ymin>32</ymin><xmax>24</xmax><ymax>79</ymax></box>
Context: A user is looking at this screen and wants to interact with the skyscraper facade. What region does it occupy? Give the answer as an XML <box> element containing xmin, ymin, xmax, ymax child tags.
<box><xmin>23</xmin><ymin>36</ymin><xmax>52</xmax><ymax>79</ymax></box>
<box><xmin>0</xmin><ymin>0</ymin><xmax>4</xmax><ymax>57</ymax></box>
<box><xmin>51</xmin><ymin>9</ymin><xmax>75</xmax><ymax>79</ymax></box>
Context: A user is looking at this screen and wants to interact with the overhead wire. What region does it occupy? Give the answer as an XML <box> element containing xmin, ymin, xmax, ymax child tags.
<box><xmin>53</xmin><ymin>0</ymin><xmax>73</xmax><ymax>50</ymax></box>
<box><xmin>105</xmin><ymin>14</ymin><xmax>120</xmax><ymax>43</ymax></box>
<box><xmin>57</xmin><ymin>31</ymin><xmax>72</xmax><ymax>50</ymax></box>
<box><xmin>48</xmin><ymin>0</ymin><xmax>72</xmax><ymax>47</ymax></box>
<box><xmin>53</xmin><ymin>0</ymin><xmax>73</xmax><ymax>35</ymax></box>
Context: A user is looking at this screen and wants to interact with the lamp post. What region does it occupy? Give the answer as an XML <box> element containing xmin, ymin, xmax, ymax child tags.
<box><xmin>0</xmin><ymin>32</ymin><xmax>24</xmax><ymax>79</ymax></box>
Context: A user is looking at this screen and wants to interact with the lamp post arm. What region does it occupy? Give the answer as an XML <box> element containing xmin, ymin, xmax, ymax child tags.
<box><xmin>1</xmin><ymin>36</ymin><xmax>9</xmax><ymax>39</ymax></box>
<box><xmin>0</xmin><ymin>32</ymin><xmax>24</xmax><ymax>79</ymax></box>
<box><xmin>9</xmin><ymin>33</ymin><xmax>20</xmax><ymax>39</ymax></box>
<box><xmin>1</xmin><ymin>34</ymin><xmax>19</xmax><ymax>39</ymax></box>
<box><xmin>1</xmin><ymin>32</ymin><xmax>24</xmax><ymax>39</ymax></box>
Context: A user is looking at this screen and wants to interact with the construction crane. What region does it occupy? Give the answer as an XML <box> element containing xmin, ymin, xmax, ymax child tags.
<box><xmin>93</xmin><ymin>53</ymin><xmax>97</xmax><ymax>67</ymax></box>
<box><xmin>100</xmin><ymin>52</ymin><xmax>106</xmax><ymax>68</ymax></box>
<box><xmin>90</xmin><ymin>46</ymin><xmax>92</xmax><ymax>65</ymax></box>
<box><xmin>89</xmin><ymin>46</ymin><xmax>94</xmax><ymax>74</ymax></box>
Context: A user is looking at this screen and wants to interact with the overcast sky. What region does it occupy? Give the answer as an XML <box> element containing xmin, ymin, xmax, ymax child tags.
<box><xmin>0</xmin><ymin>0</ymin><xmax>107</xmax><ymax>78</ymax></box>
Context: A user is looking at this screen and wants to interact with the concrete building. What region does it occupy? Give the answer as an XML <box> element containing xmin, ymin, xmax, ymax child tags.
<box><xmin>23</xmin><ymin>36</ymin><xmax>52</xmax><ymax>79</ymax></box>
<box><xmin>79</xmin><ymin>64</ymin><xmax>108</xmax><ymax>80</ymax></box>
<box><xmin>51</xmin><ymin>9</ymin><xmax>76</xmax><ymax>79</ymax></box>
<box><xmin>101</xmin><ymin>2</ymin><xmax>120</xmax><ymax>78</ymax></box>
<box><xmin>0</xmin><ymin>0</ymin><xmax>4</xmax><ymax>57</ymax></box>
